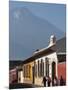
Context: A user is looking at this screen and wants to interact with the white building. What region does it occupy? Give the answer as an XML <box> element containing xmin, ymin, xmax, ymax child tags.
<box><xmin>17</xmin><ymin>35</ymin><xmax>66</xmax><ymax>86</ymax></box>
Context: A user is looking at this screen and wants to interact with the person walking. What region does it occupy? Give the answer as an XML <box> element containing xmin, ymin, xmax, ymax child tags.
<box><xmin>60</xmin><ymin>76</ymin><xmax>64</xmax><ymax>86</ymax></box>
<box><xmin>42</xmin><ymin>76</ymin><xmax>47</xmax><ymax>87</ymax></box>
<box><xmin>47</xmin><ymin>76</ymin><xmax>51</xmax><ymax>87</ymax></box>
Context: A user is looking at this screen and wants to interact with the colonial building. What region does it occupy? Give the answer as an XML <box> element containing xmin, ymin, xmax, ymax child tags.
<box><xmin>18</xmin><ymin>35</ymin><xmax>66</xmax><ymax>86</ymax></box>
<box><xmin>9</xmin><ymin>61</ymin><xmax>23</xmax><ymax>84</ymax></box>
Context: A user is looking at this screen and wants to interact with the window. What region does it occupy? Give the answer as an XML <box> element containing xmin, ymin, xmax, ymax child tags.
<box><xmin>40</xmin><ymin>62</ymin><xmax>41</xmax><ymax>77</ymax></box>
<box><xmin>52</xmin><ymin>62</ymin><xmax>56</xmax><ymax>80</ymax></box>
<box><xmin>29</xmin><ymin>65</ymin><xmax>31</xmax><ymax>78</ymax></box>
<box><xmin>45</xmin><ymin>57</ymin><xmax>49</xmax><ymax>77</ymax></box>
<box><xmin>23</xmin><ymin>65</ymin><xmax>31</xmax><ymax>78</ymax></box>
<box><xmin>23</xmin><ymin>66</ymin><xmax>25</xmax><ymax>78</ymax></box>
<box><xmin>42</xmin><ymin>62</ymin><xmax>44</xmax><ymax>76</ymax></box>
<box><xmin>34</xmin><ymin>62</ymin><xmax>37</xmax><ymax>77</ymax></box>
<box><xmin>40</xmin><ymin>59</ymin><xmax>42</xmax><ymax>76</ymax></box>
<box><xmin>38</xmin><ymin>60</ymin><xmax>40</xmax><ymax>77</ymax></box>
<box><xmin>36</xmin><ymin>59</ymin><xmax>44</xmax><ymax>77</ymax></box>
<box><xmin>40</xmin><ymin>59</ymin><xmax>44</xmax><ymax>77</ymax></box>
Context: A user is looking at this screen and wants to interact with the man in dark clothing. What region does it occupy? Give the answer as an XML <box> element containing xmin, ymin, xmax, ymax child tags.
<box><xmin>43</xmin><ymin>76</ymin><xmax>47</xmax><ymax>87</ymax></box>
<box><xmin>48</xmin><ymin>76</ymin><xmax>51</xmax><ymax>87</ymax></box>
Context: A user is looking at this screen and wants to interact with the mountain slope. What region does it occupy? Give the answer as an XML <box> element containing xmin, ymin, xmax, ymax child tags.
<box><xmin>9</xmin><ymin>7</ymin><xmax>64</xmax><ymax>60</ymax></box>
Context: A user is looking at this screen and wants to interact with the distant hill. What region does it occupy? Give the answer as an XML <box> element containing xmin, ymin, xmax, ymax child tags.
<box><xmin>9</xmin><ymin>60</ymin><xmax>23</xmax><ymax>70</ymax></box>
<box><xmin>9</xmin><ymin>7</ymin><xmax>65</xmax><ymax>60</ymax></box>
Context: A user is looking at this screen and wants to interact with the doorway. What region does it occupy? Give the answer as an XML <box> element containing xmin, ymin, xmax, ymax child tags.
<box><xmin>32</xmin><ymin>66</ymin><xmax>35</xmax><ymax>84</ymax></box>
<box><xmin>52</xmin><ymin>62</ymin><xmax>56</xmax><ymax>80</ymax></box>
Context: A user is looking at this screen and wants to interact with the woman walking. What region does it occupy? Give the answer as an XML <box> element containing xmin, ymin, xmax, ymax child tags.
<box><xmin>42</xmin><ymin>76</ymin><xmax>47</xmax><ymax>87</ymax></box>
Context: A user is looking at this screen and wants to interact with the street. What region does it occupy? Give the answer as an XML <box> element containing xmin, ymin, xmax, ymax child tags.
<box><xmin>9</xmin><ymin>83</ymin><xmax>35</xmax><ymax>89</ymax></box>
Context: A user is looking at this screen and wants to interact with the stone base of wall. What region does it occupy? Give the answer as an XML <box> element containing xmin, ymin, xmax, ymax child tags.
<box><xmin>35</xmin><ymin>77</ymin><xmax>44</xmax><ymax>86</ymax></box>
<box><xmin>23</xmin><ymin>78</ymin><xmax>32</xmax><ymax>84</ymax></box>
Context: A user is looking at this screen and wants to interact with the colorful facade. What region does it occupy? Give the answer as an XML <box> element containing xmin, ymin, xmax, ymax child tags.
<box><xmin>17</xmin><ymin>35</ymin><xmax>66</xmax><ymax>86</ymax></box>
<box><xmin>11</xmin><ymin>35</ymin><xmax>66</xmax><ymax>86</ymax></box>
<box><xmin>9</xmin><ymin>68</ymin><xmax>17</xmax><ymax>84</ymax></box>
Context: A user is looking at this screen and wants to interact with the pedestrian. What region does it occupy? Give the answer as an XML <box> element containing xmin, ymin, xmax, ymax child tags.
<box><xmin>53</xmin><ymin>76</ymin><xmax>58</xmax><ymax>86</ymax></box>
<box><xmin>42</xmin><ymin>76</ymin><xmax>47</xmax><ymax>87</ymax></box>
<box><xmin>52</xmin><ymin>79</ymin><xmax>54</xmax><ymax>86</ymax></box>
<box><xmin>47</xmin><ymin>76</ymin><xmax>51</xmax><ymax>87</ymax></box>
<box><xmin>60</xmin><ymin>76</ymin><xmax>64</xmax><ymax>86</ymax></box>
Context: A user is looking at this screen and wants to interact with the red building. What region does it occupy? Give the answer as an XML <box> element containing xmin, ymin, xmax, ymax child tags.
<box><xmin>9</xmin><ymin>61</ymin><xmax>23</xmax><ymax>84</ymax></box>
<box><xmin>9</xmin><ymin>68</ymin><xmax>17</xmax><ymax>84</ymax></box>
<box><xmin>56</xmin><ymin>37</ymin><xmax>66</xmax><ymax>85</ymax></box>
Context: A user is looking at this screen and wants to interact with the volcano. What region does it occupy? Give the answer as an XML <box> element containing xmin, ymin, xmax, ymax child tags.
<box><xmin>9</xmin><ymin>7</ymin><xmax>64</xmax><ymax>60</ymax></box>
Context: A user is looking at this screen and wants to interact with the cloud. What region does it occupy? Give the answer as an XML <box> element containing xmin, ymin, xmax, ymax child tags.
<box><xmin>14</xmin><ymin>10</ymin><xmax>21</xmax><ymax>19</ymax></box>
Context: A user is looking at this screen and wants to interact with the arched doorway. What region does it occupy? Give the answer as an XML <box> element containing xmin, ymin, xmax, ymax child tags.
<box><xmin>52</xmin><ymin>61</ymin><xmax>56</xmax><ymax>80</ymax></box>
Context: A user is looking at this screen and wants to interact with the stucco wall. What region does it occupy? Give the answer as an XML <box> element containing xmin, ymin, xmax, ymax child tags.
<box><xmin>35</xmin><ymin>52</ymin><xmax>58</xmax><ymax>86</ymax></box>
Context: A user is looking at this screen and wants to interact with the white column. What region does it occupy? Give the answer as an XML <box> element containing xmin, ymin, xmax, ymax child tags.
<box><xmin>44</xmin><ymin>60</ymin><xmax>46</xmax><ymax>76</ymax></box>
<box><xmin>49</xmin><ymin>61</ymin><xmax>52</xmax><ymax>86</ymax></box>
<box><xmin>20</xmin><ymin>71</ymin><xmax>24</xmax><ymax>83</ymax></box>
<box><xmin>49</xmin><ymin>62</ymin><xmax>52</xmax><ymax>78</ymax></box>
<box><xmin>18</xmin><ymin>71</ymin><xmax>23</xmax><ymax>83</ymax></box>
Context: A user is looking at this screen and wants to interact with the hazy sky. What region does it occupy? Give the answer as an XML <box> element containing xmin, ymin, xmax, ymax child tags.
<box><xmin>9</xmin><ymin>1</ymin><xmax>66</xmax><ymax>60</ymax></box>
<box><xmin>9</xmin><ymin>1</ymin><xmax>66</xmax><ymax>32</ymax></box>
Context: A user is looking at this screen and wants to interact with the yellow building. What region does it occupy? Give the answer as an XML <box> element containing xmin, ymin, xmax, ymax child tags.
<box><xmin>23</xmin><ymin>61</ymin><xmax>34</xmax><ymax>84</ymax></box>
